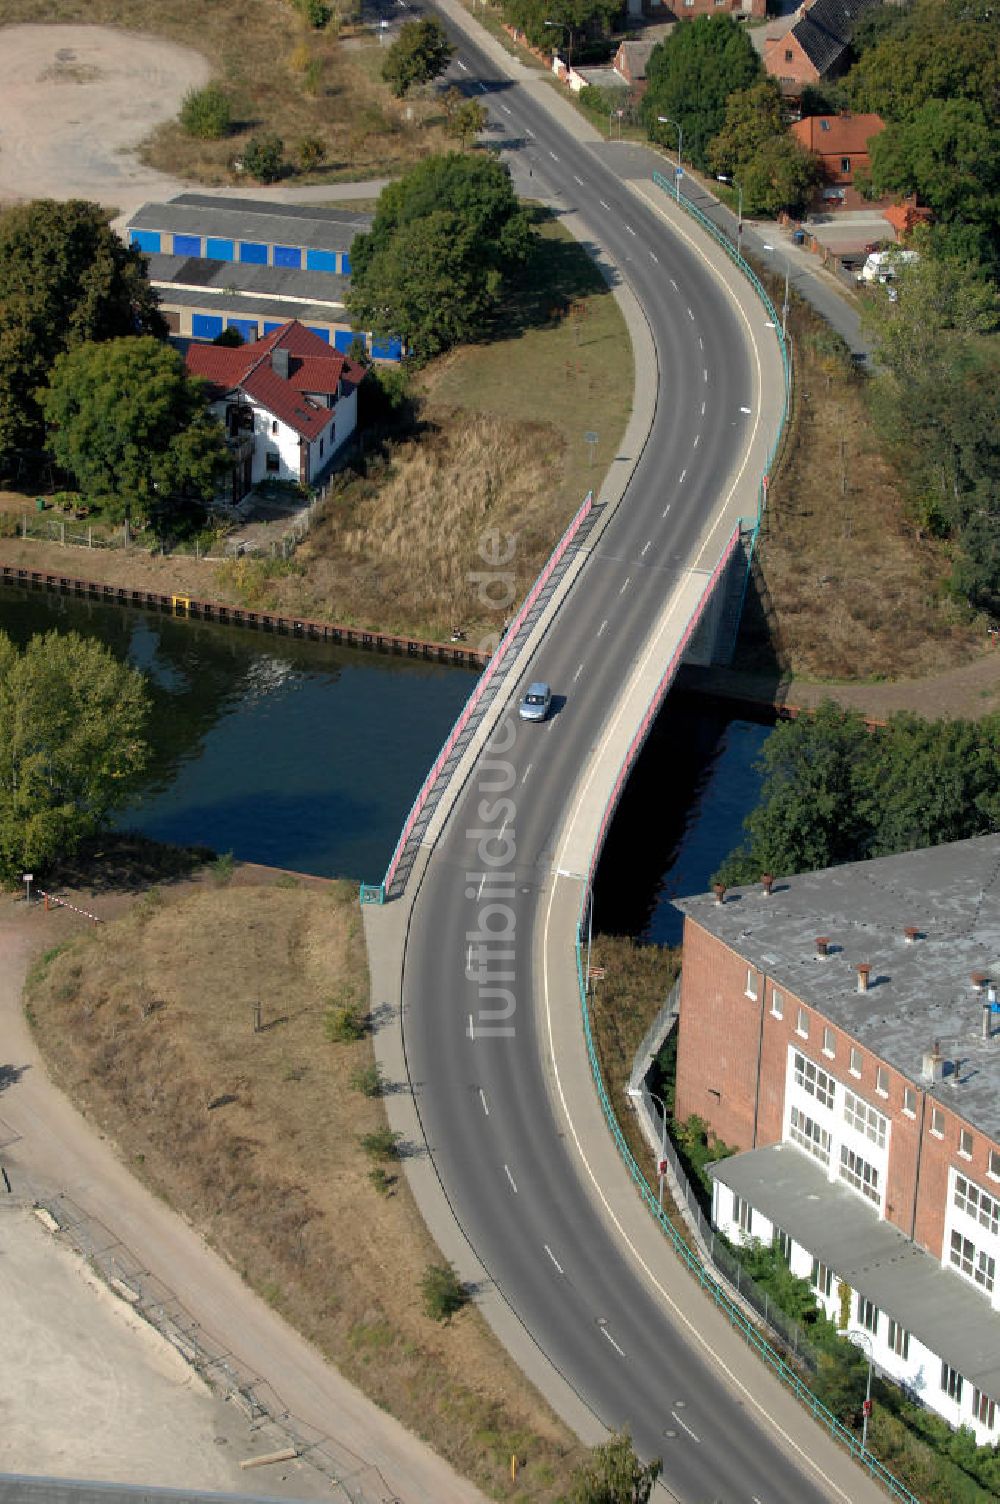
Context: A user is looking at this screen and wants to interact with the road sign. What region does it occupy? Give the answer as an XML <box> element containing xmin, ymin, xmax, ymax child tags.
<box><xmin>584</xmin><ymin>431</ymin><xmax>599</xmax><ymax>446</ymax></box>
<box><xmin>862</xmin><ymin>1399</ymin><xmax>873</xmax><ymax>1417</ymax></box>
<box><xmin>675</xmin><ymin>167</ymin><xmax>684</xmax><ymax>178</ymax></box>
<box><xmin>590</xmin><ymin>966</ymin><xmax>606</xmax><ymax>980</ymax></box>
<box><xmin>658</xmin><ymin>1159</ymin><xmax>668</xmax><ymax>1175</ymax></box>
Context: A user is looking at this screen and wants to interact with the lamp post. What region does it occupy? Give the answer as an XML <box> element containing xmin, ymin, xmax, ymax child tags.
<box><xmin>628</xmin><ymin>1086</ymin><xmax>669</xmax><ymax>1211</ymax></box>
<box><xmin>848</xmin><ymin>1329</ymin><xmax>875</xmax><ymax>1453</ymax></box>
<box><xmin>543</xmin><ymin>18</ymin><xmax>573</xmax><ymax>70</ymax></box>
<box><xmin>762</xmin><ymin>241</ymin><xmax>791</xmax><ymax>342</ymax></box>
<box><xmin>656</xmin><ymin>116</ymin><xmax>683</xmax><ymax>203</ymax></box>
<box><xmin>716</xmin><ymin>173</ymin><xmax>744</xmax><ymax>263</ymax></box>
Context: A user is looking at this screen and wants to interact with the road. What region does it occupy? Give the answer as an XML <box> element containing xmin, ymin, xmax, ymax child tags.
<box><xmin>390</xmin><ymin>14</ymin><xmax>880</xmax><ymax>1504</ymax></box>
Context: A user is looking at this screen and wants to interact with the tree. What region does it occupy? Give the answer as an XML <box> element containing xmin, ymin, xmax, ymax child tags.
<box><xmin>0</xmin><ymin>630</ymin><xmax>150</xmax><ymax>883</ymax></box>
<box><xmin>565</xmin><ymin>1429</ymin><xmax>661</xmax><ymax>1504</ymax></box>
<box><xmin>348</xmin><ymin>154</ymin><xmax>532</xmax><ymax>358</ymax></box>
<box><xmin>845</xmin><ymin>0</ymin><xmax>1000</xmax><ymax>128</ymax></box>
<box><xmin>444</xmin><ymin>96</ymin><xmax>487</xmax><ymax>150</ymax></box>
<box><xmin>179</xmin><ymin>84</ymin><xmax>232</xmax><ymax>139</ymax></box>
<box><xmin>867</xmin><ymin>98</ymin><xmax>1000</xmax><ymax>228</ymax></box>
<box><xmin>641</xmin><ymin>17</ymin><xmax>761</xmax><ymax>169</ymax></box>
<box><xmin>859</xmin><ymin>238</ymin><xmax>999</xmax><ymax>384</ymax></box>
<box><xmin>498</xmin><ymin>0</ymin><xmax>620</xmax><ymax>54</ymax></box>
<box><xmin>41</xmin><ymin>337</ymin><xmax>227</xmax><ymax>528</ymax></box>
<box><xmin>708</xmin><ymin>79</ymin><xmax>818</xmax><ymax>216</ymax></box>
<box><xmin>382</xmin><ymin>19</ymin><xmax>453</xmax><ymax>97</ymax></box>
<box><xmin>242</xmin><ymin>135</ymin><xmax>285</xmax><ymax>183</ymax></box>
<box><xmin>0</xmin><ymin>199</ymin><xmax>165</xmax><ymax>471</ymax></box>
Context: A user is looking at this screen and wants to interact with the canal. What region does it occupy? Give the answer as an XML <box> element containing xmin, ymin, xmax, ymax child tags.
<box><xmin>0</xmin><ymin>588</ymin><xmax>769</xmax><ymax>930</ymax></box>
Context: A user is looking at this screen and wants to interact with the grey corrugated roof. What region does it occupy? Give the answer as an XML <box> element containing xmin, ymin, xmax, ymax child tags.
<box><xmin>171</xmin><ymin>193</ymin><xmax>374</xmax><ymax>228</ymax></box>
<box><xmin>156</xmin><ymin>287</ymin><xmax>350</xmax><ymax>324</ymax></box>
<box><xmin>128</xmin><ymin>198</ymin><xmax>371</xmax><ymax>253</ymax></box>
<box><xmin>675</xmin><ymin>835</ymin><xmax>1000</xmax><ymax>1143</ymax></box>
<box><xmin>146</xmin><ymin>253</ymin><xmax>348</xmax><ymax>305</ymax></box>
<box><xmin>791</xmin><ymin>0</ymin><xmax>880</xmax><ymax>75</ymax></box>
<box><xmin>712</xmin><ymin>1144</ymin><xmax>1000</xmax><ymax>1398</ymax></box>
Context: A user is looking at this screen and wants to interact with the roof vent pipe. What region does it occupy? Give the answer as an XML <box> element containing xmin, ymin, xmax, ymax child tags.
<box><xmin>713</xmin><ymin>882</ymin><xmax>726</xmax><ymax>906</ymax></box>
<box><xmin>904</xmin><ymin>926</ymin><xmax>920</xmax><ymax>944</ymax></box>
<box><xmin>856</xmin><ymin>963</ymin><xmax>872</xmax><ymax>994</ymax></box>
<box><xmin>922</xmin><ymin>1041</ymin><xmax>943</xmax><ymax>1084</ymax></box>
<box><xmin>761</xmin><ymin>873</ymin><xmax>774</xmax><ymax>896</ymax></box>
<box><xmin>815</xmin><ymin>936</ymin><xmax>830</xmax><ymax>957</ymax></box>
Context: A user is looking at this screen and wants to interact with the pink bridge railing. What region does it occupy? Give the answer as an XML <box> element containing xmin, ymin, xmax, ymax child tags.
<box><xmin>380</xmin><ymin>490</ymin><xmax>594</xmax><ymax>897</ymax></box>
<box><xmin>587</xmin><ymin>522</ymin><xmax>742</xmax><ymax>889</ymax></box>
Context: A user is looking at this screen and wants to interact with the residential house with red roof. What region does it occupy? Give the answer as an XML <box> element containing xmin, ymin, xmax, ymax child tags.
<box><xmin>763</xmin><ymin>0</ymin><xmax>880</xmax><ymax>98</ymax></box>
<box><xmin>791</xmin><ymin>110</ymin><xmax>886</xmax><ymax>208</ymax></box>
<box><xmin>185</xmin><ymin>320</ymin><xmax>364</xmax><ymax>503</ymax></box>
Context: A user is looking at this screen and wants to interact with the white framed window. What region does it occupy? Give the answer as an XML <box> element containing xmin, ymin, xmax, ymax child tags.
<box><xmin>789</xmin><ymin>1104</ymin><xmax>832</xmax><ymax>1166</ymax></box>
<box><xmin>745</xmin><ymin>968</ymin><xmax>758</xmax><ymax>1000</ymax></box>
<box><xmin>850</xmin><ymin>1046</ymin><xmax>862</xmax><ymax>1078</ymax></box>
<box><xmin>823</xmin><ymin>1026</ymin><xmax>835</xmax><ymax>1058</ymax></box>
<box><xmin>811</xmin><ymin>1259</ymin><xmax>832</xmax><ymax>1298</ymax></box>
<box><xmin>888</xmin><ymin>1319</ymin><xmax>909</xmax><ymax>1359</ymax></box>
<box><xmin>942</xmin><ymin>1363</ymin><xmax>964</xmax><ymax>1403</ymax></box>
<box><xmin>974</xmin><ymin>1389</ymin><xmax>997</xmax><ymax>1430</ymax></box>
<box><xmin>771</xmin><ymin>989</ymin><xmax>783</xmax><ymax>1020</ymax></box>
<box><xmin>991</xmin><ymin>1148</ymin><xmax>1000</xmax><ymax>1182</ymax></box>
<box><xmin>271</xmin><ymin>419</ymin><xmax>279</xmax><ymax>434</ymax></box>
<box><xmin>954</xmin><ymin>1175</ymin><xmax>1000</xmax><ymax>1236</ymax></box>
<box><xmin>876</xmin><ymin>1065</ymin><xmax>889</xmax><ymax>1098</ymax></box>
<box><xmin>733</xmin><ymin>1193</ymin><xmax>753</xmax><ymax>1236</ymax></box>
<box><xmin>844</xmin><ymin>1089</ymin><xmax>888</xmax><ymax>1149</ymax></box>
<box><xmin>840</xmin><ymin>1145</ymin><xmax>881</xmax><ymax>1206</ymax></box>
<box><xmin>950</xmin><ymin>1230</ymin><xmax>996</xmax><ymax>1294</ymax></box>
<box><xmin>793</xmin><ymin>1052</ymin><xmax>835</xmax><ymax>1109</ymax></box>
<box><xmin>796</xmin><ymin>1006</ymin><xmax>809</xmax><ymax>1039</ymax></box>
<box><xmin>857</xmin><ymin>1294</ymin><xmax>879</xmax><ymax>1335</ymax></box>
<box><xmin>931</xmin><ymin>1105</ymin><xmax>945</xmax><ymax>1137</ymax></box>
<box><xmin>960</xmin><ymin>1128</ymin><xmax>974</xmax><ymax>1159</ymax></box>
<box><xmin>903</xmin><ymin>1086</ymin><xmax>917</xmax><ymax>1117</ymax></box>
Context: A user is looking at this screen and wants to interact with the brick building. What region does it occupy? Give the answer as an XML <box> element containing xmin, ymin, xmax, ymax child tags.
<box><xmin>674</xmin><ymin>836</ymin><xmax>1000</xmax><ymax>1440</ymax></box>
<box><xmin>791</xmin><ymin>111</ymin><xmax>886</xmax><ymax>209</ymax></box>
<box><xmin>763</xmin><ymin>0</ymin><xmax>880</xmax><ymax>97</ymax></box>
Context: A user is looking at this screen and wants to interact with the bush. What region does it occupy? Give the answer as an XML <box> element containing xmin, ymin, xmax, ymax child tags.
<box><xmin>420</xmin><ymin>1262</ymin><xmax>468</xmax><ymax>1321</ymax></box>
<box><xmin>360</xmin><ymin>1126</ymin><xmax>401</xmax><ymax>1160</ymax></box>
<box><xmin>294</xmin><ymin>0</ymin><xmax>331</xmax><ymax>25</ymax></box>
<box><xmin>212</xmin><ymin>326</ymin><xmax>244</xmax><ymax>347</ymax></box>
<box><xmin>325</xmin><ymin>1002</ymin><xmax>366</xmax><ymax>1042</ymax></box>
<box><xmin>179</xmin><ymin>84</ymin><xmax>232</xmax><ymax>140</ymax></box>
<box><xmin>350</xmin><ymin>1062</ymin><xmax>383</xmax><ymax>1097</ymax></box>
<box><xmin>297</xmin><ymin>135</ymin><xmax>327</xmax><ymax>171</ymax></box>
<box><xmin>242</xmin><ymin>135</ymin><xmax>285</xmax><ymax>184</ymax></box>
<box><xmin>369</xmin><ymin>1167</ymin><xmax>394</xmax><ymax>1195</ymax></box>
<box><xmin>210</xmin><ymin>850</ymin><xmax>235</xmax><ymax>885</ymax></box>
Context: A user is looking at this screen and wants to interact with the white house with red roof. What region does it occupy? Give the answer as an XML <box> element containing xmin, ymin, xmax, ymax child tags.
<box><xmin>185</xmin><ymin>320</ymin><xmax>364</xmax><ymax>502</ymax></box>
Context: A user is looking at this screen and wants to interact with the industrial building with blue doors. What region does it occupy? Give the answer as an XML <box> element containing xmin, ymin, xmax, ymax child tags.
<box><xmin>124</xmin><ymin>194</ymin><xmax>403</xmax><ymax>361</ymax></box>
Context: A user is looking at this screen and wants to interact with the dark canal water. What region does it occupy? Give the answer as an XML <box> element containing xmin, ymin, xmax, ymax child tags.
<box><xmin>0</xmin><ymin>588</ymin><xmax>770</xmax><ymax>934</ymax></box>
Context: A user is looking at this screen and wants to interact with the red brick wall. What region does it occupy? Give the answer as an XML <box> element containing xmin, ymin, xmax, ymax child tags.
<box><xmin>675</xmin><ymin>918</ymin><xmax>764</xmax><ymax>1150</ymax></box>
<box><xmin>763</xmin><ymin>31</ymin><xmax>820</xmax><ymax>88</ymax></box>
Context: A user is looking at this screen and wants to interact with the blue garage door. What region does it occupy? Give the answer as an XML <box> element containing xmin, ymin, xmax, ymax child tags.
<box><xmin>192</xmin><ymin>314</ymin><xmax>224</xmax><ymax>340</ymax></box>
<box><xmin>227</xmin><ymin>318</ymin><xmax>259</xmax><ymax>342</ymax></box>
<box><xmin>273</xmin><ymin>244</ymin><xmax>302</xmax><ymax>269</ymax></box>
<box><xmin>307</xmin><ymin>326</ymin><xmax>330</xmax><ymax>343</ymax></box>
<box><xmin>334</xmin><ymin>330</ymin><xmax>358</xmax><ymax>354</ymax></box>
<box><xmin>306</xmin><ymin>249</ymin><xmax>336</xmax><ymax>274</ymax></box>
<box><xmin>206</xmin><ymin>237</ymin><xmax>235</xmax><ymax>262</ymax></box>
<box><xmin>173</xmin><ymin>233</ymin><xmax>202</xmax><ymax>257</ymax></box>
<box><xmin>371</xmin><ymin>336</ymin><xmax>403</xmax><ymax>361</ymax></box>
<box><xmin>340</xmin><ymin>252</ymin><xmax>352</xmax><ymax>276</ymax></box>
<box><xmin>129</xmin><ymin>229</ymin><xmax>161</xmax><ymax>253</ymax></box>
<box><xmin>263</xmin><ymin>321</ymin><xmax>284</xmax><ymax>334</ymax></box>
<box><xmin>239</xmin><ymin>241</ymin><xmax>268</xmax><ymax>265</ymax></box>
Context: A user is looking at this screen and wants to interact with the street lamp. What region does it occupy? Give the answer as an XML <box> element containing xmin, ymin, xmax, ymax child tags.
<box><xmin>543</xmin><ymin>18</ymin><xmax>573</xmax><ymax>70</ymax></box>
<box><xmin>762</xmin><ymin>241</ymin><xmax>791</xmax><ymax>342</ymax></box>
<box><xmin>656</xmin><ymin>116</ymin><xmax>683</xmax><ymax>203</ymax></box>
<box><xmin>716</xmin><ymin>173</ymin><xmax>744</xmax><ymax>264</ymax></box>
<box><xmin>847</xmin><ymin>1329</ymin><xmax>874</xmax><ymax>1453</ymax></box>
<box><xmin>628</xmin><ymin>1085</ymin><xmax>670</xmax><ymax>1211</ymax></box>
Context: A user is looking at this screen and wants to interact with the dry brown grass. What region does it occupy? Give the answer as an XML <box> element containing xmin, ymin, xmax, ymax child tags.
<box><xmin>26</xmin><ymin>876</ymin><xmax>584</xmax><ymax>1501</ymax></box>
<box><xmin>0</xmin><ymin>0</ymin><xmax>455</xmax><ymax>184</ymax></box>
<box><xmin>738</xmin><ymin>297</ymin><xmax>983</xmax><ymax>683</ymax></box>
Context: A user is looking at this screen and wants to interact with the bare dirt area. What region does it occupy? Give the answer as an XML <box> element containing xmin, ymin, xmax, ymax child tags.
<box><xmin>21</xmin><ymin>872</ymin><xmax>583</xmax><ymax>1502</ymax></box>
<box><xmin>0</xmin><ymin>25</ymin><xmax>210</xmax><ymax>210</ymax></box>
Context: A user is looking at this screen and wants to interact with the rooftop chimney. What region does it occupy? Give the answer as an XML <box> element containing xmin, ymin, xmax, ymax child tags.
<box><xmin>272</xmin><ymin>346</ymin><xmax>290</xmax><ymax>380</ymax></box>
<box><xmin>904</xmin><ymin>926</ymin><xmax>920</xmax><ymax>944</ymax></box>
<box><xmin>713</xmin><ymin>882</ymin><xmax>726</xmax><ymax>906</ymax></box>
<box><xmin>972</xmin><ymin>970</ymin><xmax>989</xmax><ymax>993</ymax></box>
<box><xmin>856</xmin><ymin>962</ymin><xmax>871</xmax><ymax>994</ymax></box>
<box><xmin>815</xmin><ymin>936</ymin><xmax>830</xmax><ymax>958</ymax></box>
<box><xmin>761</xmin><ymin>873</ymin><xmax>774</xmax><ymax>896</ymax></box>
<box><xmin>922</xmin><ymin>1041</ymin><xmax>943</xmax><ymax>1084</ymax></box>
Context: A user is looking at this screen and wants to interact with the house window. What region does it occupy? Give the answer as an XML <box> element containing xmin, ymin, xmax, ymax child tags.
<box><xmin>840</xmin><ymin>1145</ymin><xmax>881</xmax><ymax>1205</ymax></box>
<box><xmin>990</xmin><ymin>1149</ymin><xmax>1000</xmax><ymax>1181</ymax></box>
<box><xmin>844</xmin><ymin>1089</ymin><xmax>888</xmax><ymax>1149</ymax></box>
<box><xmin>774</xmin><ymin>1228</ymin><xmax>792</xmax><ymax>1264</ymax></box>
<box><xmin>876</xmin><ymin>1066</ymin><xmax>889</xmax><ymax>1098</ymax></box>
<box><xmin>840</xmin><ymin>157</ymin><xmax>851</xmax><ymax>173</ymax></box>
<box><xmin>784</xmin><ymin>47</ymin><xmax>793</xmax><ymax>61</ymax></box>
<box><xmin>931</xmin><ymin>1106</ymin><xmax>945</xmax><ymax>1137</ymax></box>
<box><xmin>793</xmin><ymin>1052</ymin><xmax>835</xmax><ymax>1109</ymax></box>
<box><xmin>974</xmin><ymin>1390</ymin><xmax>997</xmax><ymax>1430</ymax></box>
<box><xmin>745</xmin><ymin>968</ymin><xmax>758</xmax><ymax>1000</ymax></box>
<box><xmin>954</xmin><ymin>1175</ymin><xmax>1000</xmax><ymax>1236</ymax></box>
<box><xmin>857</xmin><ymin>1294</ymin><xmax>879</xmax><ymax>1335</ymax></box>
<box><xmin>265</xmin><ymin>451</ymin><xmax>280</xmax><ymax>474</ymax></box>
<box><xmin>888</xmin><ymin>1320</ymin><xmax>910</xmax><ymax>1360</ymax></box>
<box><xmin>319</xmin><ymin>438</ymin><xmax>324</xmax><ymax>457</ymax></box>
<box><xmin>960</xmin><ymin>1128</ymin><xmax>974</xmax><ymax>1159</ymax></box>
<box><xmin>811</xmin><ymin>1259</ymin><xmax>833</xmax><ymax>1298</ymax></box>
<box><xmin>771</xmin><ymin>989</ymin><xmax>784</xmax><ymax>1020</ymax></box>
<box><xmin>903</xmin><ymin>1086</ymin><xmax>917</xmax><ymax>1117</ymax></box>
<box><xmin>823</xmin><ymin>1026</ymin><xmax>836</xmax><ymax>1058</ymax></box>
<box><xmin>733</xmin><ymin>1193</ymin><xmax>753</xmax><ymax>1235</ymax></box>
<box><xmin>950</xmin><ymin>1230</ymin><xmax>996</xmax><ymax>1294</ymax></box>
<box><xmin>789</xmin><ymin>1104</ymin><xmax>832</xmax><ymax>1165</ymax></box>
<box><xmin>850</xmin><ymin>1047</ymin><xmax>862</xmax><ymax>1078</ymax></box>
<box><xmin>942</xmin><ymin>1363</ymin><xmax>964</xmax><ymax>1403</ymax></box>
<box><xmin>820</xmin><ymin>118</ymin><xmax>831</xmax><ymax>131</ymax></box>
<box><xmin>796</xmin><ymin>1006</ymin><xmax>809</xmax><ymax>1039</ymax></box>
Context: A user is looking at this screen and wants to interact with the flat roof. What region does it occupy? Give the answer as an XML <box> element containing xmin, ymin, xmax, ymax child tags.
<box><xmin>712</xmin><ymin>1143</ymin><xmax>1000</xmax><ymax>1399</ymax></box>
<box><xmin>146</xmin><ymin>253</ymin><xmax>348</xmax><ymax>305</ymax></box>
<box><xmin>128</xmin><ymin>197</ymin><xmax>371</xmax><ymax>253</ymax></box>
<box><xmin>675</xmin><ymin>836</ymin><xmax>1000</xmax><ymax>1142</ymax></box>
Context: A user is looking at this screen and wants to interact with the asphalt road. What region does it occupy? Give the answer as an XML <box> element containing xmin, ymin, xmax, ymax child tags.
<box><xmin>394</xmin><ymin>19</ymin><xmax>849</xmax><ymax>1504</ymax></box>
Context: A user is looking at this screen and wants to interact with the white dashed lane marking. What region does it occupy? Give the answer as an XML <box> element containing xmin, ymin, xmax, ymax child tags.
<box><xmin>544</xmin><ymin>1244</ymin><xmax>564</xmax><ymax>1274</ymax></box>
<box><xmin>504</xmin><ymin>1164</ymin><xmax>518</xmax><ymax>1192</ymax></box>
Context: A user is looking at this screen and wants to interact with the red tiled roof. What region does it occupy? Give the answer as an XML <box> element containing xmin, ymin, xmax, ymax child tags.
<box><xmin>791</xmin><ymin>112</ymin><xmax>885</xmax><ymax>156</ymax></box>
<box><xmin>186</xmin><ymin>319</ymin><xmax>363</xmax><ymax>439</ymax></box>
<box><xmin>883</xmin><ymin>198</ymin><xmax>933</xmax><ymax>238</ymax></box>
